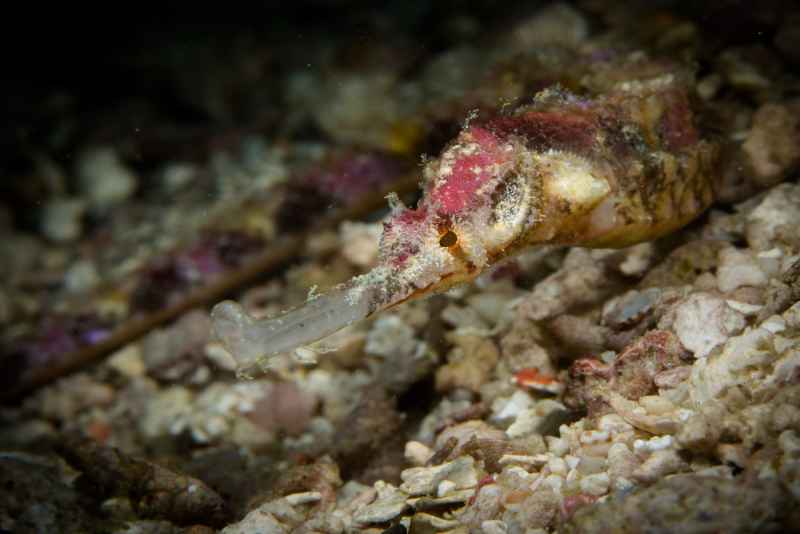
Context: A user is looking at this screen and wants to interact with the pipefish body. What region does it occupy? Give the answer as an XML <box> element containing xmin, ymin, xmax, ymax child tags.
<box><xmin>211</xmin><ymin>54</ymin><xmax>718</xmax><ymax>371</ymax></box>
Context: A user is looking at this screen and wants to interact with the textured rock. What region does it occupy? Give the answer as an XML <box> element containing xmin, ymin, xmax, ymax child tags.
<box><xmin>669</xmin><ymin>293</ymin><xmax>746</xmax><ymax>358</ymax></box>
<box><xmin>76</xmin><ymin>146</ymin><xmax>137</xmax><ymax>209</ymax></box>
<box><xmin>564</xmin><ymin>475</ymin><xmax>795</xmax><ymax>533</ymax></box>
<box><xmin>400</xmin><ymin>456</ymin><xmax>479</xmax><ymax>496</ymax></box>
<box><xmin>632</xmin><ymin>449</ymin><xmax>687</xmax><ymax>483</ymax></box>
<box><xmin>520</xmin><ymin>249</ymin><xmax>615</xmax><ymax>322</ymax></box>
<box><xmin>340</xmin><ymin>221</ymin><xmax>382</xmax><ymax>268</ymax></box>
<box><xmin>606</xmin><ymin>443</ymin><xmax>639</xmax><ymax>490</ymax></box>
<box><xmin>40</xmin><ymin>197</ymin><xmax>86</xmax><ymax>242</ymax></box>
<box><xmin>436</xmin><ymin>335</ymin><xmax>499</xmax><ymax>393</ymax></box>
<box><xmin>353</xmin><ymin>481</ymin><xmax>408</xmax><ymax>524</ymax></box>
<box><xmin>717</xmin><ymin>247</ymin><xmax>769</xmax><ymax>293</ymax></box>
<box><xmin>742</xmin><ymin>102</ymin><xmax>800</xmax><ymax>187</ymax></box>
<box><xmin>746</xmin><ymin>183</ymin><xmax>800</xmax><ymax>250</ymax></box>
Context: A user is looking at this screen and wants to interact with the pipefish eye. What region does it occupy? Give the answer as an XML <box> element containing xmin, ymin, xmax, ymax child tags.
<box><xmin>439</xmin><ymin>230</ymin><xmax>458</xmax><ymax>247</ymax></box>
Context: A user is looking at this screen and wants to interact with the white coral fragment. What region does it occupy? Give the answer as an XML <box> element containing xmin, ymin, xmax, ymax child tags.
<box><xmin>671</xmin><ymin>293</ymin><xmax>746</xmax><ymax>358</ymax></box>
<box><xmin>400</xmin><ymin>456</ymin><xmax>478</xmax><ymax>496</ymax></box>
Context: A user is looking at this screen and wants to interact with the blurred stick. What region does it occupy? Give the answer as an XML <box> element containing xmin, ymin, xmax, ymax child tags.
<box><xmin>3</xmin><ymin>174</ymin><xmax>418</xmax><ymax>402</ymax></box>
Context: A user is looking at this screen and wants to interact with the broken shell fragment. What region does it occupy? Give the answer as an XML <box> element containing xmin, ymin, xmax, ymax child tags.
<box><xmin>514</xmin><ymin>368</ymin><xmax>564</xmax><ymax>395</ymax></box>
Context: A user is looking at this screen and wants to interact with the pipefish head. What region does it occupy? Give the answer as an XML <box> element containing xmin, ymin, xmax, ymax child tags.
<box><xmin>374</xmin><ymin>125</ymin><xmax>538</xmax><ymax>304</ymax></box>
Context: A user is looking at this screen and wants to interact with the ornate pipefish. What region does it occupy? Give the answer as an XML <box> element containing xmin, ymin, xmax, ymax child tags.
<box><xmin>211</xmin><ymin>54</ymin><xmax>719</xmax><ymax>371</ymax></box>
